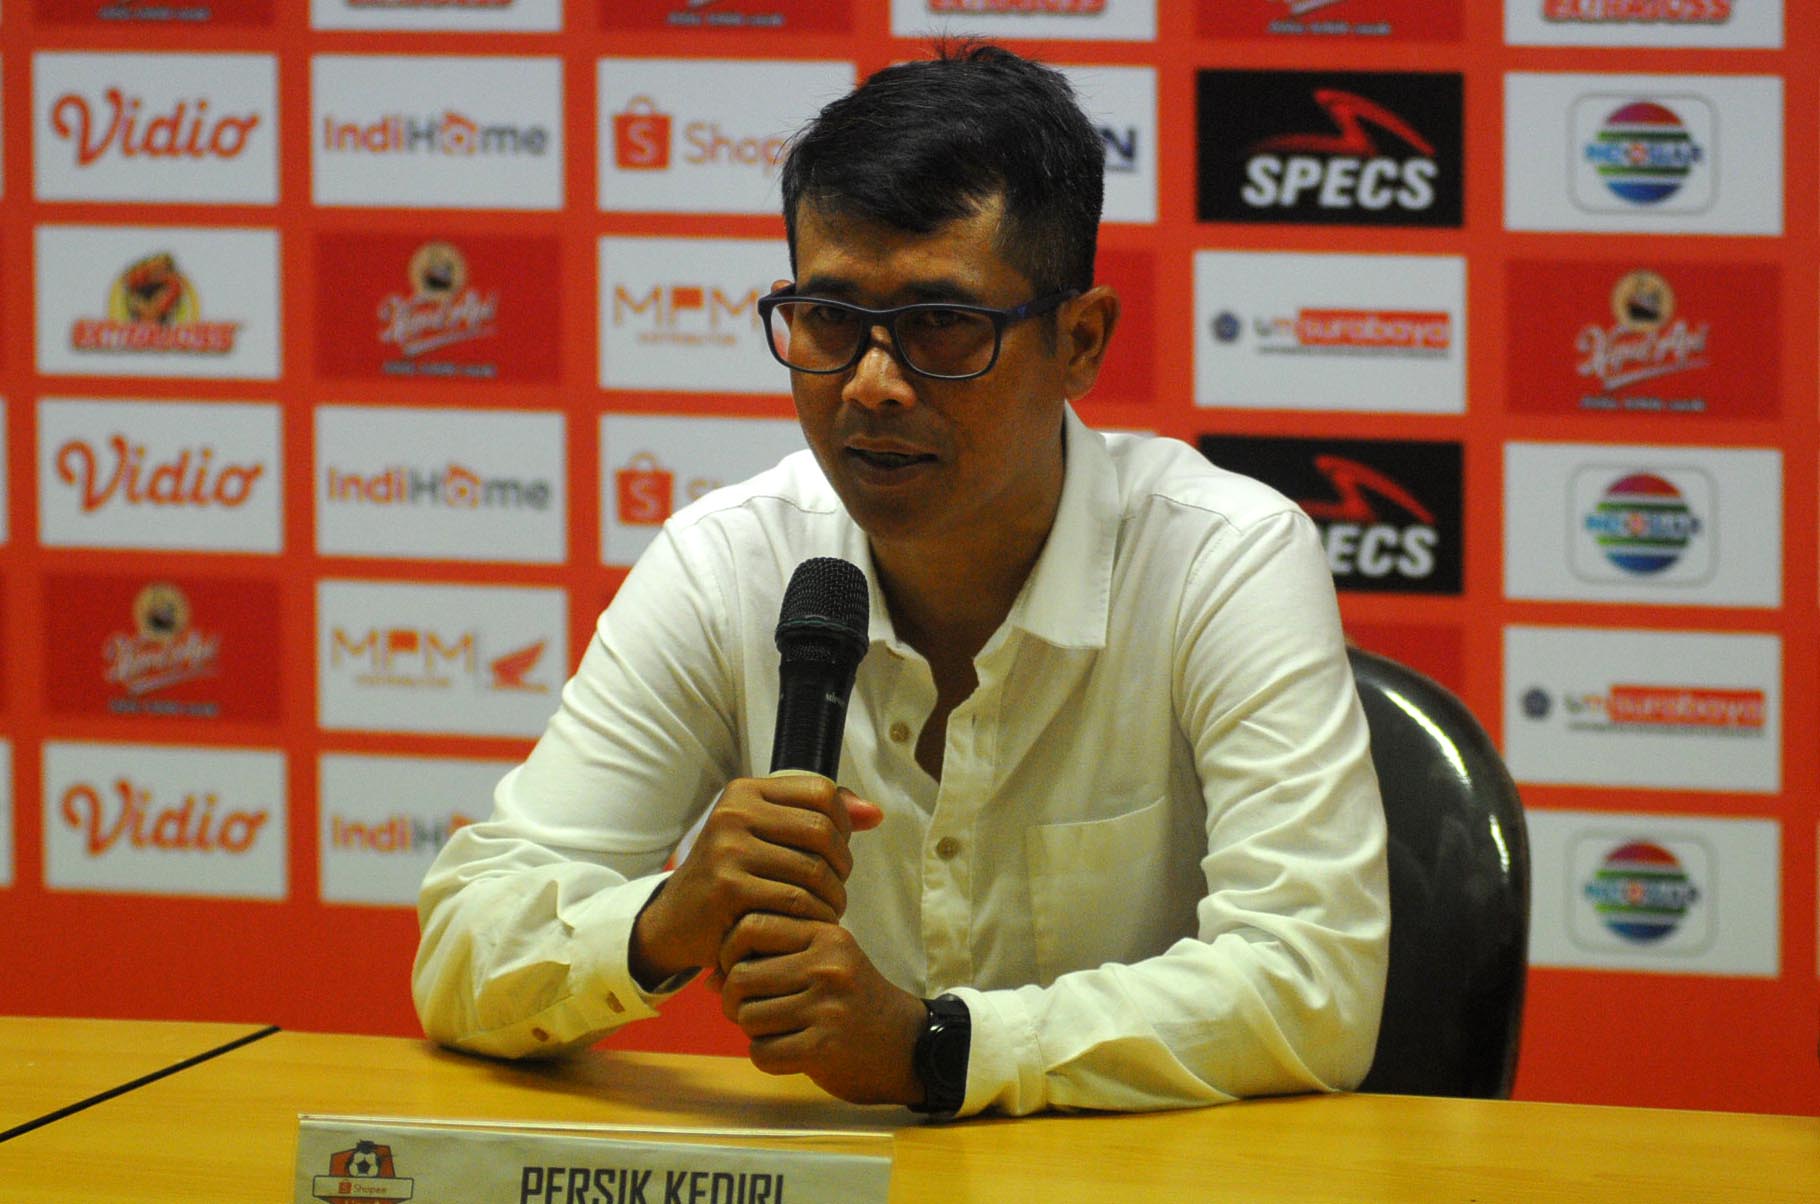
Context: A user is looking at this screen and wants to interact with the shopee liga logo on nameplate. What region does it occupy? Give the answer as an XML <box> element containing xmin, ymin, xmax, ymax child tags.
<box><xmin>35</xmin><ymin>225</ymin><xmax>281</xmax><ymax>381</ymax></box>
<box><xmin>33</xmin><ymin>1</ymin><xmax>275</xmax><ymax>25</ymax></box>
<box><xmin>598</xmin><ymin>58</ymin><xmax>853</xmax><ymax>216</ymax></box>
<box><xmin>32</xmin><ymin>52</ymin><xmax>277</xmax><ymax>204</ymax></box>
<box><xmin>1197</xmin><ymin>0</ymin><xmax>1463</xmax><ymax>40</ymax></box>
<box><xmin>38</xmin><ymin>398</ymin><xmax>283</xmax><ymax>554</ymax></box>
<box><xmin>1526</xmin><ymin>810</ymin><xmax>1780</xmax><ymax>977</ymax></box>
<box><xmin>1193</xmin><ymin>250</ymin><xmax>1465</xmax><ymax>413</ymax></box>
<box><xmin>42</xmin><ymin>741</ymin><xmax>288</xmax><ymax>901</ymax></box>
<box><xmin>1504</xmin><ymin>444</ymin><xmax>1781</xmax><ymax>608</ymax></box>
<box><xmin>598</xmin><ymin>236</ymin><xmax>785</xmax><ymax>394</ymax></box>
<box><xmin>312</xmin><ymin>55</ymin><xmax>563</xmax><ymax>211</ymax></box>
<box><xmin>602</xmin><ymin>0</ymin><xmax>854</xmax><ymax>33</ymax></box>
<box><xmin>315</xmin><ymin>405</ymin><xmax>566</xmax><ymax>564</ymax></box>
<box><xmin>1508</xmin><ymin>1</ymin><xmax>1782</xmax><ymax>48</ymax></box>
<box><xmin>317</xmin><ymin>581</ymin><xmax>567</xmax><ymax>738</ymax></box>
<box><xmin>1059</xmin><ymin>66</ymin><xmax>1157</xmax><ymax>225</ymax></box>
<box><xmin>313</xmin><ymin>233</ymin><xmax>561</xmax><ymax>385</ymax></box>
<box><xmin>891</xmin><ymin>0</ymin><xmax>1157</xmax><ymax>41</ymax></box>
<box><xmin>41</xmin><ymin>574</ymin><xmax>283</xmax><ymax>722</ymax></box>
<box><xmin>1505</xmin><ymin>261</ymin><xmax>1779</xmax><ymax>421</ymax></box>
<box><xmin>601</xmin><ymin>414</ymin><xmax>808</xmax><ymax>567</ymax></box>
<box><xmin>1503</xmin><ymin>626</ymin><xmax>1781</xmax><ymax>793</ymax></box>
<box><xmin>310</xmin><ymin>0</ymin><xmax>563</xmax><ymax>32</ymax></box>
<box><xmin>319</xmin><ymin>754</ymin><xmax>508</xmax><ymax>907</ymax></box>
<box><xmin>1504</xmin><ymin>73</ymin><xmax>1783</xmax><ymax>236</ymax></box>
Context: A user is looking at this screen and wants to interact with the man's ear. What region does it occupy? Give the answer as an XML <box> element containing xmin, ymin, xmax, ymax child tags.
<box><xmin>1061</xmin><ymin>285</ymin><xmax>1121</xmax><ymax>401</ymax></box>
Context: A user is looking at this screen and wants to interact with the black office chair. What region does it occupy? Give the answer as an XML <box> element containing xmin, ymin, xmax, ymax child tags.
<box><xmin>1348</xmin><ymin>646</ymin><xmax>1530</xmax><ymax>1099</ymax></box>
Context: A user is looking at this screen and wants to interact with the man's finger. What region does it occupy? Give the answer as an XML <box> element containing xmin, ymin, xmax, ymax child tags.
<box><xmin>717</xmin><ymin>911</ymin><xmax>817</xmax><ymax>976</ymax></box>
<box><xmin>837</xmin><ymin>787</ymin><xmax>885</xmax><ymax>833</ymax></box>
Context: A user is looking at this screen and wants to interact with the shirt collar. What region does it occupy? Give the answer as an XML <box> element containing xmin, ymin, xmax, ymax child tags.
<box><xmin>1001</xmin><ymin>404</ymin><xmax>1118</xmax><ymax>650</ymax></box>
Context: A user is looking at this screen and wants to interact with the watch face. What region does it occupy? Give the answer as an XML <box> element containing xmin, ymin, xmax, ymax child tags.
<box><xmin>918</xmin><ymin>997</ymin><xmax>971</xmax><ymax>1114</ymax></box>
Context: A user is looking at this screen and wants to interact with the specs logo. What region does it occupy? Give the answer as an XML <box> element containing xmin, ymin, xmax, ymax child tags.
<box><xmin>49</xmin><ymin>88</ymin><xmax>262</xmax><ymax>167</ymax></box>
<box><xmin>70</xmin><ymin>253</ymin><xmax>241</xmax><ymax>356</ymax></box>
<box><xmin>321</xmin><ymin>110</ymin><xmax>549</xmax><ymax>157</ymax></box>
<box><xmin>55</xmin><ymin>435</ymin><xmax>266</xmax><ymax>514</ymax></box>
<box><xmin>1198</xmin><ymin>71</ymin><xmax>1462</xmax><ymax>227</ymax></box>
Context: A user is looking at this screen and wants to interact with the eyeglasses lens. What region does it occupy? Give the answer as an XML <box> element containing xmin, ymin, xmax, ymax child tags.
<box><xmin>769</xmin><ymin>301</ymin><xmax>998</xmax><ymax>378</ymax></box>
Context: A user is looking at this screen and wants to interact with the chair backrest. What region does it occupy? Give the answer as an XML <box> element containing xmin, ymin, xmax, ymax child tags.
<box><xmin>1348</xmin><ymin>646</ymin><xmax>1530</xmax><ymax>1099</ymax></box>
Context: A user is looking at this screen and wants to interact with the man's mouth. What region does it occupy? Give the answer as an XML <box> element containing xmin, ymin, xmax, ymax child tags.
<box><xmin>846</xmin><ymin>446</ymin><xmax>935</xmax><ymax>470</ymax></box>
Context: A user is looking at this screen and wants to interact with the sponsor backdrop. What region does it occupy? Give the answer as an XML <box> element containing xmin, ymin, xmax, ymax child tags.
<box><xmin>0</xmin><ymin>1</ymin><xmax>1813</xmax><ymax>1117</ymax></box>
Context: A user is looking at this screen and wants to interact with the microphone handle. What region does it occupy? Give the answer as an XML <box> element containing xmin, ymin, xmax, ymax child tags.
<box><xmin>769</xmin><ymin>656</ymin><xmax>858</xmax><ymax>779</ymax></box>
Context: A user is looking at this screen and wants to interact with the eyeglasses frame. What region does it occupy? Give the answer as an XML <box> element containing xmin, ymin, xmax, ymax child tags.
<box><xmin>755</xmin><ymin>284</ymin><xmax>1083</xmax><ymax>382</ymax></box>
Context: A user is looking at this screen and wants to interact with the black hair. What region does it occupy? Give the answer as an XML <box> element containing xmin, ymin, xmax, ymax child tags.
<box><xmin>780</xmin><ymin>42</ymin><xmax>1104</xmax><ymax>296</ymax></box>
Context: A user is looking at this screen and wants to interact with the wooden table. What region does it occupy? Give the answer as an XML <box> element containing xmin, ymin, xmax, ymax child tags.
<box><xmin>1</xmin><ymin>1027</ymin><xmax>1816</xmax><ymax>1201</ymax></box>
<box><xmin>0</xmin><ymin>1016</ymin><xmax>276</xmax><ymax>1139</ymax></box>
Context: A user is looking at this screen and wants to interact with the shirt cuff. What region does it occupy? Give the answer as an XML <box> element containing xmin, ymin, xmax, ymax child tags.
<box><xmin>946</xmin><ymin>985</ymin><xmax>1049</xmax><ymax>1118</ymax></box>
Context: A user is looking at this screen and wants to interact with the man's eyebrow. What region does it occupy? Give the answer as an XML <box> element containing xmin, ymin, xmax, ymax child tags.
<box><xmin>794</xmin><ymin>275</ymin><xmax>989</xmax><ymax>307</ymax></box>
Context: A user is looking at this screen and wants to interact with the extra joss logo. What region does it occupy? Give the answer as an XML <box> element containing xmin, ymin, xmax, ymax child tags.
<box><xmin>69</xmin><ymin>252</ymin><xmax>240</xmax><ymax>357</ymax></box>
<box><xmin>1197</xmin><ymin>70</ymin><xmax>1463</xmax><ymax>227</ymax></box>
<box><xmin>1544</xmin><ymin>0</ymin><xmax>1734</xmax><ymax>24</ymax></box>
<box><xmin>1582</xmin><ymin>840</ymin><xmax>1701</xmax><ymax>944</ymax></box>
<box><xmin>1197</xmin><ymin>435</ymin><xmax>1462</xmax><ymax>593</ymax></box>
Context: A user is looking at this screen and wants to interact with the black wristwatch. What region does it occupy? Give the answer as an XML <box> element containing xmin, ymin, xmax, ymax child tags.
<box><xmin>910</xmin><ymin>993</ymin><xmax>970</xmax><ymax>1117</ymax></box>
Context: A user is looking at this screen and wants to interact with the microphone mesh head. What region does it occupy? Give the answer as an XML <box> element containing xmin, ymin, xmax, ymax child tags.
<box><xmin>776</xmin><ymin>557</ymin><xmax>869</xmax><ymax>657</ymax></box>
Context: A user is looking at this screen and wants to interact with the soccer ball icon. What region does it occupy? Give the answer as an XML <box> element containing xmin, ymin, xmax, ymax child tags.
<box><xmin>345</xmin><ymin>1142</ymin><xmax>384</xmax><ymax>1177</ymax></box>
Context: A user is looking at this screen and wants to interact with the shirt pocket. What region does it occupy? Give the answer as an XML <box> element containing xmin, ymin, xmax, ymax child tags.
<box><xmin>1025</xmin><ymin>796</ymin><xmax>1179</xmax><ymax>987</ymax></box>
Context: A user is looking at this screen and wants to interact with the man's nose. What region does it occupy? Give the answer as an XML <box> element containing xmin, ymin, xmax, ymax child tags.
<box><xmin>841</xmin><ymin>326</ymin><xmax>918</xmax><ymax>409</ymax></box>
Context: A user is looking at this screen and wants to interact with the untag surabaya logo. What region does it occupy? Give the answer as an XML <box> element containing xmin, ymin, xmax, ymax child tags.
<box><xmin>1544</xmin><ymin>0</ymin><xmax>1734</xmax><ymax>24</ymax></box>
<box><xmin>48</xmin><ymin>87</ymin><xmax>261</xmax><ymax>168</ymax></box>
<box><xmin>312</xmin><ymin>1140</ymin><xmax>413</xmax><ymax>1204</ymax></box>
<box><xmin>1533</xmin><ymin>683</ymin><xmax>1767</xmax><ymax>733</ymax></box>
<box><xmin>1582</xmin><ymin>840</ymin><xmax>1701</xmax><ymax>944</ymax></box>
<box><xmin>1581</xmin><ymin>471</ymin><xmax>1702</xmax><ymax>574</ymax></box>
<box><xmin>321</xmin><ymin>109</ymin><xmax>549</xmax><ymax>158</ymax></box>
<box><xmin>377</xmin><ymin>241</ymin><xmax>498</xmax><ymax>365</ymax></box>
<box><xmin>1576</xmin><ymin>269</ymin><xmax>1709</xmax><ymax>395</ymax></box>
<box><xmin>1215</xmin><ymin>307</ymin><xmax>1451</xmax><ymax>357</ymax></box>
<box><xmin>69</xmin><ymin>253</ymin><xmax>240</xmax><ymax>356</ymax></box>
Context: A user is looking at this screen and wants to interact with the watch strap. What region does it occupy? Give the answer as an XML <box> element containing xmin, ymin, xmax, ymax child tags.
<box><xmin>910</xmin><ymin>993</ymin><xmax>970</xmax><ymax>1117</ymax></box>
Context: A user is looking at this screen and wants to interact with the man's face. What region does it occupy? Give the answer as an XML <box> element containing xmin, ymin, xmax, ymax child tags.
<box><xmin>783</xmin><ymin>200</ymin><xmax>1096</xmax><ymax>561</ymax></box>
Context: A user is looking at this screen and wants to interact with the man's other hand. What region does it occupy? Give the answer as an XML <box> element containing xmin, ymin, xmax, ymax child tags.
<box><xmin>716</xmin><ymin>913</ymin><xmax>926</xmax><ymax>1107</ymax></box>
<box><xmin>628</xmin><ymin>776</ymin><xmax>883</xmax><ymax>989</ymax></box>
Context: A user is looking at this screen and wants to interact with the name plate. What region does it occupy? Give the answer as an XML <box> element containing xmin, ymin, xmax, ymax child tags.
<box><xmin>293</xmin><ymin>1114</ymin><xmax>892</xmax><ymax>1204</ymax></box>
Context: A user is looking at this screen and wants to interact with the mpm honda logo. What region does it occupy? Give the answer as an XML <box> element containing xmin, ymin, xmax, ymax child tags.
<box><xmin>1198</xmin><ymin>434</ymin><xmax>1463</xmax><ymax>593</ymax></box>
<box><xmin>1196</xmin><ymin>70</ymin><xmax>1463</xmax><ymax>227</ymax></box>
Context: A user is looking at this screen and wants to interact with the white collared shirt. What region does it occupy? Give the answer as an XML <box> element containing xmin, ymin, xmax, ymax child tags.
<box><xmin>414</xmin><ymin>408</ymin><xmax>1389</xmax><ymax>1116</ymax></box>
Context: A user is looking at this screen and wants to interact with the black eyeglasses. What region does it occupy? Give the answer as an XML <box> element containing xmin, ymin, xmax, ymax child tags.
<box><xmin>756</xmin><ymin>285</ymin><xmax>1081</xmax><ymax>381</ymax></box>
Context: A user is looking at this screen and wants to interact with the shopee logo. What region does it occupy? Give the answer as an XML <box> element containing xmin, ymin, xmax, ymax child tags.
<box><xmin>613</xmin><ymin>96</ymin><xmax>671</xmax><ymax>169</ymax></box>
<box><xmin>49</xmin><ymin>89</ymin><xmax>262</xmax><ymax>168</ymax></box>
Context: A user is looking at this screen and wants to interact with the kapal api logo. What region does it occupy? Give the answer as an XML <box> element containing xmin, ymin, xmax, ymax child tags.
<box><xmin>70</xmin><ymin>253</ymin><xmax>240</xmax><ymax>356</ymax></box>
<box><xmin>1582</xmin><ymin>840</ymin><xmax>1701</xmax><ymax>944</ymax></box>
<box><xmin>1576</xmin><ymin>269</ymin><xmax>1709</xmax><ymax>393</ymax></box>
<box><xmin>376</xmin><ymin>241</ymin><xmax>499</xmax><ymax>366</ymax></box>
<box><xmin>312</xmin><ymin>1139</ymin><xmax>414</xmax><ymax>1204</ymax></box>
<box><xmin>103</xmin><ymin>582</ymin><xmax>222</xmax><ymax>706</ymax></box>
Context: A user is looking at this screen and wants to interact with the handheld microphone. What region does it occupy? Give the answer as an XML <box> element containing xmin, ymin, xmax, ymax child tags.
<box><xmin>770</xmin><ymin>557</ymin><xmax>870</xmax><ymax>779</ymax></box>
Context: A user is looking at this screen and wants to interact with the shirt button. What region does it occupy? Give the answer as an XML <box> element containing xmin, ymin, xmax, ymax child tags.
<box><xmin>935</xmin><ymin>836</ymin><xmax>962</xmax><ymax>860</ymax></box>
<box><xmin>889</xmin><ymin>721</ymin><xmax>911</xmax><ymax>744</ymax></box>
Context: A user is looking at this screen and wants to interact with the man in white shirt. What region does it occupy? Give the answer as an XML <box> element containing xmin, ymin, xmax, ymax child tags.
<box><xmin>414</xmin><ymin>42</ymin><xmax>1389</xmax><ymax>1118</ymax></box>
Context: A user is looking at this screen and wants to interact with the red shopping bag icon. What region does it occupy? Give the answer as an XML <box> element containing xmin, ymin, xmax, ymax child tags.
<box><xmin>614</xmin><ymin>96</ymin><xmax>672</xmax><ymax>170</ymax></box>
<box><xmin>617</xmin><ymin>452</ymin><xmax>674</xmax><ymax>525</ymax></box>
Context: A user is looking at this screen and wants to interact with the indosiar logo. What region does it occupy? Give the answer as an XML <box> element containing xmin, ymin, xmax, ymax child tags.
<box><xmin>1196</xmin><ymin>70</ymin><xmax>1464</xmax><ymax>227</ymax></box>
<box><xmin>1581</xmin><ymin>840</ymin><xmax>1701</xmax><ymax>945</ymax></box>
